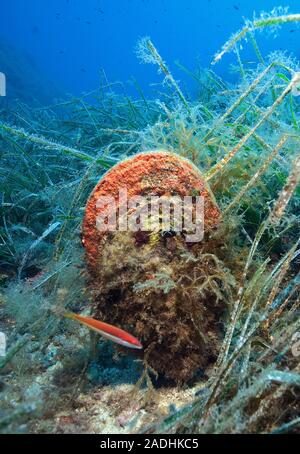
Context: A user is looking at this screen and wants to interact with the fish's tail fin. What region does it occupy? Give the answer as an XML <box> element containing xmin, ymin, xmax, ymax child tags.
<box><xmin>63</xmin><ymin>312</ymin><xmax>76</xmax><ymax>320</ymax></box>
<box><xmin>46</xmin><ymin>303</ymin><xmax>73</xmax><ymax>319</ymax></box>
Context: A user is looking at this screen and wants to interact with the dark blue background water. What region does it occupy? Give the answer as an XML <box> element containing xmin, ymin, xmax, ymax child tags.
<box><xmin>1</xmin><ymin>0</ymin><xmax>300</xmax><ymax>99</ymax></box>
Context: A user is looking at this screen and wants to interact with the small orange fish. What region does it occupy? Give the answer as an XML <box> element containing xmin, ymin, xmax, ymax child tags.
<box><xmin>64</xmin><ymin>312</ymin><xmax>143</xmax><ymax>350</ymax></box>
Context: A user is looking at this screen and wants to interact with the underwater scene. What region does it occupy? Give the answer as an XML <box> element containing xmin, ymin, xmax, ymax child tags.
<box><xmin>1</xmin><ymin>0</ymin><xmax>300</xmax><ymax>436</ymax></box>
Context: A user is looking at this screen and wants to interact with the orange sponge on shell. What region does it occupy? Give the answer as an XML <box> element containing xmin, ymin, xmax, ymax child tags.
<box><xmin>82</xmin><ymin>150</ymin><xmax>220</xmax><ymax>272</ymax></box>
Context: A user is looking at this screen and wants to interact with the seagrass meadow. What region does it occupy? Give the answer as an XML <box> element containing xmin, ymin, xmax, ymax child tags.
<box><xmin>1</xmin><ymin>8</ymin><xmax>300</xmax><ymax>434</ymax></box>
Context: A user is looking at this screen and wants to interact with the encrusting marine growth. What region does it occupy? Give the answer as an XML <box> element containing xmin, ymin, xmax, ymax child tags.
<box><xmin>82</xmin><ymin>151</ymin><xmax>231</xmax><ymax>382</ymax></box>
